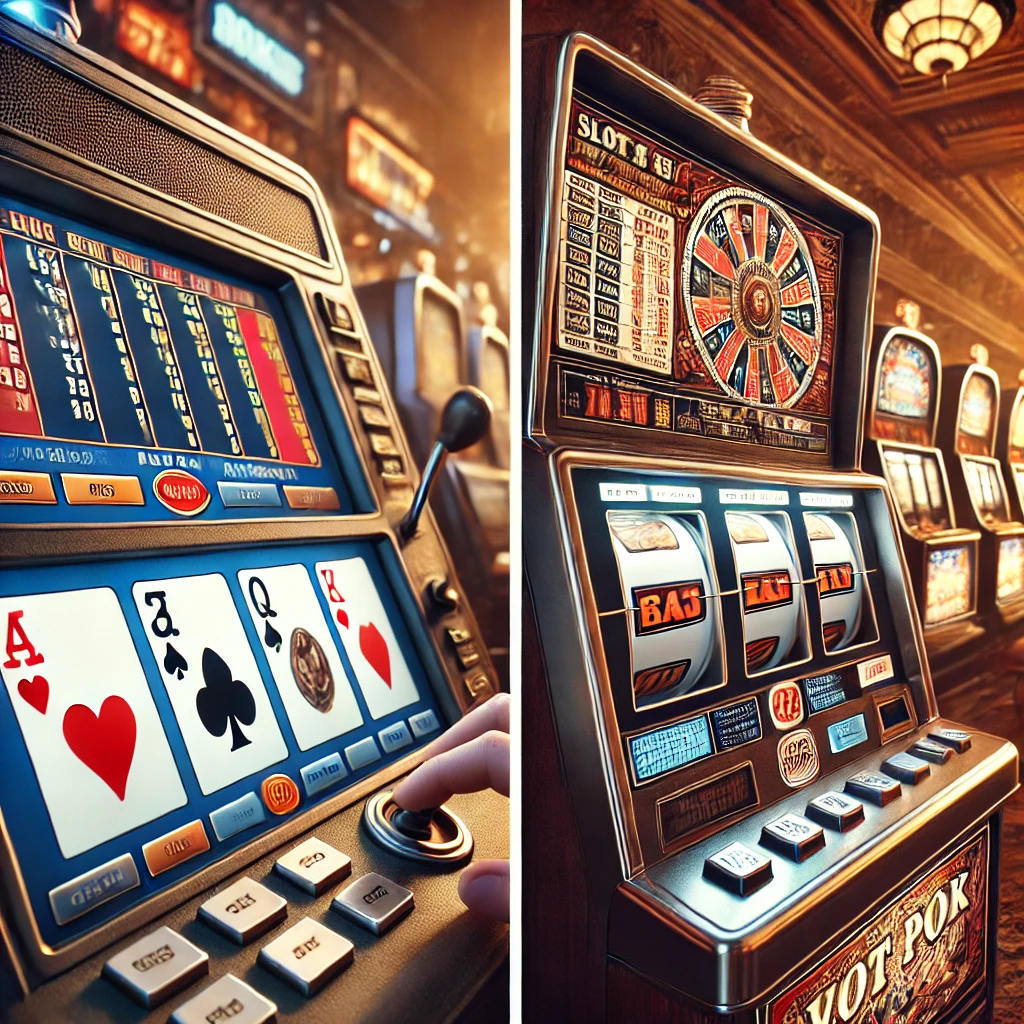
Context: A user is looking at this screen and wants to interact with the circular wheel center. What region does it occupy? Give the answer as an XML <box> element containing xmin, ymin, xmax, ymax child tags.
<box><xmin>733</xmin><ymin>259</ymin><xmax>780</xmax><ymax>342</ymax></box>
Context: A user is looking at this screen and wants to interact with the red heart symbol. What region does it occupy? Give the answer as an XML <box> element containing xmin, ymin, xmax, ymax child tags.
<box><xmin>62</xmin><ymin>696</ymin><xmax>137</xmax><ymax>802</ymax></box>
<box><xmin>17</xmin><ymin>675</ymin><xmax>48</xmax><ymax>714</ymax></box>
<box><xmin>359</xmin><ymin>622</ymin><xmax>392</xmax><ymax>688</ymax></box>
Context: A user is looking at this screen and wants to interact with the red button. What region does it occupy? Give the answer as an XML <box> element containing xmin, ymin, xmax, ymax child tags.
<box><xmin>262</xmin><ymin>774</ymin><xmax>300</xmax><ymax>815</ymax></box>
<box><xmin>153</xmin><ymin>470</ymin><xmax>211</xmax><ymax>516</ymax></box>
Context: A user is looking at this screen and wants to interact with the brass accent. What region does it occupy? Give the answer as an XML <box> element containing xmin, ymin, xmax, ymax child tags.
<box><xmin>0</xmin><ymin>471</ymin><xmax>56</xmax><ymax>504</ymax></box>
<box><xmin>61</xmin><ymin>473</ymin><xmax>144</xmax><ymax>506</ymax></box>
<box><xmin>282</xmin><ymin>485</ymin><xmax>341</xmax><ymax>511</ymax></box>
<box><xmin>693</xmin><ymin>76</ymin><xmax>754</xmax><ymax>132</ymax></box>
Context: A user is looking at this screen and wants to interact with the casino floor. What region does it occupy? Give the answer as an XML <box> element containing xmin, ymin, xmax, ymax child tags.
<box><xmin>940</xmin><ymin>677</ymin><xmax>1024</xmax><ymax>1023</ymax></box>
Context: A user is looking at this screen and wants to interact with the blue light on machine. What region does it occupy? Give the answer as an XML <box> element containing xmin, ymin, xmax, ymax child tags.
<box><xmin>210</xmin><ymin>1</ymin><xmax>304</xmax><ymax>98</ymax></box>
<box><xmin>0</xmin><ymin>0</ymin><xmax>81</xmax><ymax>40</ymax></box>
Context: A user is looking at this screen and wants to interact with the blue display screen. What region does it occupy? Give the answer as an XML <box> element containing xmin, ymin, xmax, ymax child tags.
<box><xmin>0</xmin><ymin>540</ymin><xmax>444</xmax><ymax>948</ymax></box>
<box><xmin>710</xmin><ymin>698</ymin><xmax>761</xmax><ymax>749</ymax></box>
<box><xmin>0</xmin><ymin>193</ymin><xmax>364</xmax><ymax>523</ymax></box>
<box><xmin>629</xmin><ymin>716</ymin><xmax>713</xmax><ymax>782</ymax></box>
<box><xmin>827</xmin><ymin>713</ymin><xmax>869</xmax><ymax>754</ymax></box>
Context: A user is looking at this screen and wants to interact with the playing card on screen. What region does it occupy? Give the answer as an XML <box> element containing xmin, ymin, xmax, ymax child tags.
<box><xmin>0</xmin><ymin>588</ymin><xmax>186</xmax><ymax>860</ymax></box>
<box><xmin>131</xmin><ymin>574</ymin><xmax>287</xmax><ymax>795</ymax></box>
<box><xmin>314</xmin><ymin>557</ymin><xmax>420</xmax><ymax>719</ymax></box>
<box><xmin>237</xmin><ymin>564</ymin><xmax>363</xmax><ymax>751</ymax></box>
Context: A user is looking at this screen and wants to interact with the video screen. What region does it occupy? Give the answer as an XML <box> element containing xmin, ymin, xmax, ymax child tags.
<box><xmin>998</xmin><ymin>537</ymin><xmax>1024</xmax><ymax>604</ymax></box>
<box><xmin>876</xmin><ymin>335</ymin><xmax>932</xmax><ymax>420</ymax></box>
<box><xmin>0</xmin><ymin>541</ymin><xmax>439</xmax><ymax>947</ymax></box>
<box><xmin>881</xmin><ymin>447</ymin><xmax>950</xmax><ymax>533</ymax></box>
<box><xmin>963</xmin><ymin>456</ymin><xmax>1008</xmax><ymax>524</ymax></box>
<box><xmin>0</xmin><ymin>193</ymin><xmax>351</xmax><ymax>521</ymax></box>
<box><xmin>958</xmin><ymin>371</ymin><xmax>995</xmax><ymax>453</ymax></box>
<box><xmin>924</xmin><ymin>544</ymin><xmax>975</xmax><ymax>625</ymax></box>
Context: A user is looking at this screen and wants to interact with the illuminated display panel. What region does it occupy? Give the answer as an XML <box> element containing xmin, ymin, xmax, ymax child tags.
<box><xmin>924</xmin><ymin>544</ymin><xmax>975</xmax><ymax>625</ymax></box>
<box><xmin>417</xmin><ymin>291</ymin><xmax>463</xmax><ymax>406</ymax></box>
<box><xmin>1010</xmin><ymin>392</ymin><xmax>1024</xmax><ymax>462</ymax></box>
<box><xmin>998</xmin><ymin>537</ymin><xmax>1024</xmax><ymax>604</ymax></box>
<box><xmin>555</xmin><ymin>98</ymin><xmax>841</xmax><ymax>459</ymax></box>
<box><xmin>870</xmin><ymin>333</ymin><xmax>935</xmax><ymax>447</ymax></box>
<box><xmin>963</xmin><ymin>456</ymin><xmax>1009</xmax><ymax>525</ymax></box>
<box><xmin>957</xmin><ymin>371</ymin><xmax>996</xmax><ymax>455</ymax></box>
<box><xmin>628</xmin><ymin>716</ymin><xmax>713</xmax><ymax>782</ymax></box>
<box><xmin>0</xmin><ymin>193</ymin><xmax>352</xmax><ymax>523</ymax></box>
<box><xmin>880</xmin><ymin>447</ymin><xmax>950</xmax><ymax>534</ymax></box>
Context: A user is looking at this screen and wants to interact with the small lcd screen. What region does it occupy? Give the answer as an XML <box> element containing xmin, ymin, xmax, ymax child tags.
<box><xmin>998</xmin><ymin>537</ymin><xmax>1024</xmax><ymax>603</ymax></box>
<box><xmin>629</xmin><ymin>716</ymin><xmax>713</xmax><ymax>782</ymax></box>
<box><xmin>827</xmin><ymin>713</ymin><xmax>868</xmax><ymax>753</ymax></box>
<box><xmin>876</xmin><ymin>335</ymin><xmax>932</xmax><ymax>420</ymax></box>
<box><xmin>803</xmin><ymin>671</ymin><xmax>847</xmax><ymax>713</ymax></box>
<box><xmin>418</xmin><ymin>290</ymin><xmax>462</xmax><ymax>405</ymax></box>
<box><xmin>658</xmin><ymin>763</ymin><xmax>758</xmax><ymax>846</ymax></box>
<box><xmin>924</xmin><ymin>545</ymin><xmax>974</xmax><ymax>625</ymax></box>
<box><xmin>879</xmin><ymin>695</ymin><xmax>912</xmax><ymax>733</ymax></box>
<box><xmin>710</xmin><ymin>699</ymin><xmax>761</xmax><ymax>749</ymax></box>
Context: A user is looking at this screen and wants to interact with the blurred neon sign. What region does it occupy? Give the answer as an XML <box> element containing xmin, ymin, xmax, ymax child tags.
<box><xmin>116</xmin><ymin>2</ymin><xmax>195</xmax><ymax>89</ymax></box>
<box><xmin>210</xmin><ymin>1</ymin><xmax>304</xmax><ymax>98</ymax></box>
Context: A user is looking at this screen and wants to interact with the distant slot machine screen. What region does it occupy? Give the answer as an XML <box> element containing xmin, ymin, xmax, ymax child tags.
<box><xmin>480</xmin><ymin>336</ymin><xmax>510</xmax><ymax>411</ymax></box>
<box><xmin>871</xmin><ymin>333</ymin><xmax>935</xmax><ymax>446</ymax></box>
<box><xmin>924</xmin><ymin>544</ymin><xmax>975</xmax><ymax>626</ymax></box>
<box><xmin>555</xmin><ymin>101</ymin><xmax>841</xmax><ymax>461</ymax></box>
<box><xmin>998</xmin><ymin>537</ymin><xmax>1024</xmax><ymax>604</ymax></box>
<box><xmin>963</xmin><ymin>456</ymin><xmax>1008</xmax><ymax>525</ymax></box>
<box><xmin>417</xmin><ymin>290</ymin><xmax>462</xmax><ymax>406</ymax></box>
<box><xmin>0</xmin><ymin>193</ymin><xmax>351</xmax><ymax>523</ymax></box>
<box><xmin>957</xmin><ymin>372</ymin><xmax>996</xmax><ymax>455</ymax></box>
<box><xmin>881</xmin><ymin>447</ymin><xmax>950</xmax><ymax>533</ymax></box>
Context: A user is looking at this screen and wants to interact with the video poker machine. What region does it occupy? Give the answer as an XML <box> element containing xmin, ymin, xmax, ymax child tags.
<box><xmin>863</xmin><ymin>327</ymin><xmax>984</xmax><ymax>660</ymax></box>
<box><xmin>936</xmin><ymin>346</ymin><xmax>1024</xmax><ymax>625</ymax></box>
<box><xmin>0</xmin><ymin>7</ymin><xmax>506</xmax><ymax>1023</ymax></box>
<box><xmin>522</xmin><ymin>33</ymin><xmax>1018</xmax><ymax>1024</ymax></box>
<box><xmin>997</xmin><ymin>370</ymin><xmax>1024</xmax><ymax>524</ymax></box>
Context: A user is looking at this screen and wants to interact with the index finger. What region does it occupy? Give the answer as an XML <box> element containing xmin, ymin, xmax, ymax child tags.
<box><xmin>419</xmin><ymin>691</ymin><xmax>509</xmax><ymax>761</ymax></box>
<box><xmin>392</xmin><ymin>729</ymin><xmax>509</xmax><ymax>810</ymax></box>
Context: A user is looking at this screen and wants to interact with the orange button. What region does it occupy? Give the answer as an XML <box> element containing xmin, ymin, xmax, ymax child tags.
<box><xmin>0</xmin><ymin>471</ymin><xmax>56</xmax><ymax>504</ymax></box>
<box><xmin>61</xmin><ymin>473</ymin><xmax>144</xmax><ymax>506</ymax></box>
<box><xmin>262</xmin><ymin>773</ymin><xmax>300</xmax><ymax>815</ymax></box>
<box><xmin>141</xmin><ymin>820</ymin><xmax>210</xmax><ymax>877</ymax></box>
<box><xmin>282</xmin><ymin>485</ymin><xmax>340</xmax><ymax>511</ymax></box>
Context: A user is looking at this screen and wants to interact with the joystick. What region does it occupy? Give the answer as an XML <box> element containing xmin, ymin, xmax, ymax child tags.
<box><xmin>363</xmin><ymin>790</ymin><xmax>474</xmax><ymax>865</ymax></box>
<box><xmin>399</xmin><ymin>387</ymin><xmax>492</xmax><ymax>541</ymax></box>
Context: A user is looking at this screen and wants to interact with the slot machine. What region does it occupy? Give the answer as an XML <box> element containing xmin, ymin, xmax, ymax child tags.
<box><xmin>522</xmin><ymin>33</ymin><xmax>1018</xmax><ymax>1024</ymax></box>
<box><xmin>0</xmin><ymin>7</ymin><xmax>507</xmax><ymax>1023</ymax></box>
<box><xmin>863</xmin><ymin>326</ymin><xmax>983</xmax><ymax>661</ymax></box>
<box><xmin>936</xmin><ymin>346</ymin><xmax>1024</xmax><ymax>623</ymax></box>
<box><xmin>358</xmin><ymin>273</ymin><xmax>510</xmax><ymax>684</ymax></box>
<box><xmin>467</xmin><ymin>312</ymin><xmax>511</xmax><ymax>472</ymax></box>
<box><xmin>997</xmin><ymin>370</ymin><xmax>1024</xmax><ymax>525</ymax></box>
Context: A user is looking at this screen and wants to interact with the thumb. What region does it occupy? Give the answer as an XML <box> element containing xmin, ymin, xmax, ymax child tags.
<box><xmin>457</xmin><ymin>859</ymin><xmax>510</xmax><ymax>922</ymax></box>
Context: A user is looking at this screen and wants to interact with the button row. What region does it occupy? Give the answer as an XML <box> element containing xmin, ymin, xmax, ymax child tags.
<box><xmin>703</xmin><ymin>728</ymin><xmax>971</xmax><ymax>897</ymax></box>
<box><xmin>103</xmin><ymin>835</ymin><xmax>414</xmax><ymax>1010</ymax></box>
<box><xmin>0</xmin><ymin>469</ymin><xmax>340</xmax><ymax>513</ymax></box>
<box><xmin>48</xmin><ymin>712</ymin><xmax>438</xmax><ymax>927</ymax></box>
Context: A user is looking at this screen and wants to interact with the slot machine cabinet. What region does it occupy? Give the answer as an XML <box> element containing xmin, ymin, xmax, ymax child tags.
<box><xmin>522</xmin><ymin>33</ymin><xmax>1018</xmax><ymax>1024</ymax></box>
<box><xmin>0</xmin><ymin>10</ymin><xmax>507</xmax><ymax>1023</ymax></box>
<box><xmin>936</xmin><ymin>346</ymin><xmax>1024</xmax><ymax>624</ymax></box>
<box><xmin>996</xmin><ymin>371</ymin><xmax>1024</xmax><ymax>525</ymax></box>
<box><xmin>357</xmin><ymin>274</ymin><xmax>510</xmax><ymax>684</ymax></box>
<box><xmin>863</xmin><ymin>326</ymin><xmax>983</xmax><ymax>661</ymax></box>
<box><xmin>467</xmin><ymin>318</ymin><xmax>511</xmax><ymax>472</ymax></box>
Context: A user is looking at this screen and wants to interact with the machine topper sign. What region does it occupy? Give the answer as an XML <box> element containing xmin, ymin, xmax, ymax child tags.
<box><xmin>769</xmin><ymin>830</ymin><xmax>988</xmax><ymax>1024</ymax></box>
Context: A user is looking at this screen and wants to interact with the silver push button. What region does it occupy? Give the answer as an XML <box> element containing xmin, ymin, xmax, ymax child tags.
<box><xmin>197</xmin><ymin>876</ymin><xmax>287</xmax><ymax>945</ymax></box>
<box><xmin>805</xmin><ymin>791</ymin><xmax>865</xmax><ymax>832</ymax></box>
<box><xmin>883</xmin><ymin>751</ymin><xmax>931</xmax><ymax>785</ymax></box>
<box><xmin>928</xmin><ymin>727</ymin><xmax>971</xmax><ymax>753</ymax></box>
<box><xmin>275</xmin><ymin>836</ymin><xmax>352</xmax><ymax>896</ymax></box>
<box><xmin>49</xmin><ymin>852</ymin><xmax>140</xmax><ymax>926</ymax></box>
<box><xmin>102</xmin><ymin>925</ymin><xmax>209</xmax><ymax>1009</ymax></box>
<box><xmin>170</xmin><ymin>973</ymin><xmax>276</xmax><ymax>1024</ymax></box>
<box><xmin>845</xmin><ymin>770</ymin><xmax>901</xmax><ymax>806</ymax></box>
<box><xmin>910</xmin><ymin>738</ymin><xmax>953</xmax><ymax>764</ymax></box>
<box><xmin>332</xmin><ymin>872</ymin><xmax>414</xmax><ymax>935</ymax></box>
<box><xmin>258</xmin><ymin>917</ymin><xmax>353</xmax><ymax>996</ymax></box>
<box><xmin>760</xmin><ymin>812</ymin><xmax>826</xmax><ymax>862</ymax></box>
<box><xmin>702</xmin><ymin>841</ymin><xmax>772</xmax><ymax>897</ymax></box>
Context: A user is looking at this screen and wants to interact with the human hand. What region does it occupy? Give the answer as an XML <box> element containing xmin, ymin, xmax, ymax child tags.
<box><xmin>392</xmin><ymin>692</ymin><xmax>510</xmax><ymax>921</ymax></box>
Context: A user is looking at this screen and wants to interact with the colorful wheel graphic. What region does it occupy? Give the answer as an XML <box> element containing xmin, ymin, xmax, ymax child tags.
<box><xmin>682</xmin><ymin>187</ymin><xmax>823</xmax><ymax>408</ymax></box>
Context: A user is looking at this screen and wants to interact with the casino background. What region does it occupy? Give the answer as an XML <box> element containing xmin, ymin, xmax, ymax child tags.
<box><xmin>523</xmin><ymin>1</ymin><xmax>1024</xmax><ymax>1021</ymax></box>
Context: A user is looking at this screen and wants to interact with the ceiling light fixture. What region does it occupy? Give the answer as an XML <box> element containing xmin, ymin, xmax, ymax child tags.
<box><xmin>873</xmin><ymin>0</ymin><xmax>1016</xmax><ymax>77</ymax></box>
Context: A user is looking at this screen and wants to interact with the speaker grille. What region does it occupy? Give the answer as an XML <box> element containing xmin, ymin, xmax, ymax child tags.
<box><xmin>0</xmin><ymin>39</ymin><xmax>326</xmax><ymax>260</ymax></box>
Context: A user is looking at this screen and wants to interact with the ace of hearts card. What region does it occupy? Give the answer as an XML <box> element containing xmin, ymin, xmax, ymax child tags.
<box><xmin>131</xmin><ymin>573</ymin><xmax>288</xmax><ymax>795</ymax></box>
<box><xmin>0</xmin><ymin>588</ymin><xmax>187</xmax><ymax>860</ymax></box>
<box><xmin>313</xmin><ymin>557</ymin><xmax>420</xmax><ymax>719</ymax></box>
<box><xmin>236</xmin><ymin>563</ymin><xmax>364</xmax><ymax>751</ymax></box>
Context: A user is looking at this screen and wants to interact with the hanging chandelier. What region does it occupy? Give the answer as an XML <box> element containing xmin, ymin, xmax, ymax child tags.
<box><xmin>873</xmin><ymin>0</ymin><xmax>1016</xmax><ymax>76</ymax></box>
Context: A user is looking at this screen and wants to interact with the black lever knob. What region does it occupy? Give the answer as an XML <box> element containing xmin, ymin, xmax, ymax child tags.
<box><xmin>400</xmin><ymin>387</ymin><xmax>492</xmax><ymax>541</ymax></box>
<box><xmin>391</xmin><ymin>806</ymin><xmax>438</xmax><ymax>841</ymax></box>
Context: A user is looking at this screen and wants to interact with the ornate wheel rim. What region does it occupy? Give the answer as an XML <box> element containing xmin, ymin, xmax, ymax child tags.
<box><xmin>682</xmin><ymin>187</ymin><xmax>823</xmax><ymax>409</ymax></box>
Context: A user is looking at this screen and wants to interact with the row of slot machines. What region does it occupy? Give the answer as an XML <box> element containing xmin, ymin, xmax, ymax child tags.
<box><xmin>866</xmin><ymin>327</ymin><xmax>1024</xmax><ymax>668</ymax></box>
<box><xmin>0</xmin><ymin>9</ymin><xmax>507</xmax><ymax>1024</ymax></box>
<box><xmin>522</xmin><ymin>34</ymin><xmax>1019</xmax><ymax>1024</ymax></box>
